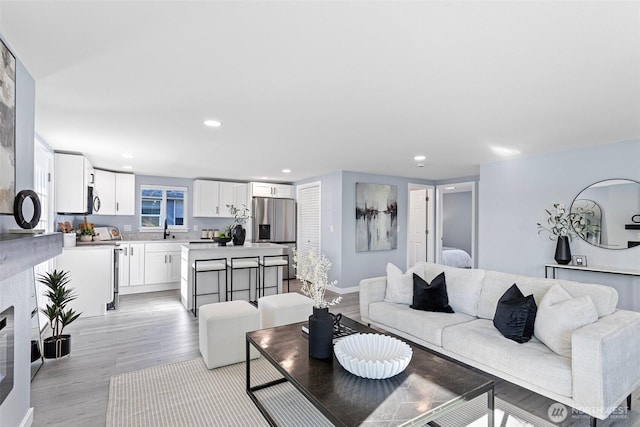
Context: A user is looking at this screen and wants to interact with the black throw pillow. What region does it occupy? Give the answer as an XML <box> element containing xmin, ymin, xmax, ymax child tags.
<box><xmin>493</xmin><ymin>284</ymin><xmax>537</xmax><ymax>343</ymax></box>
<box><xmin>410</xmin><ymin>272</ymin><xmax>454</xmax><ymax>313</ymax></box>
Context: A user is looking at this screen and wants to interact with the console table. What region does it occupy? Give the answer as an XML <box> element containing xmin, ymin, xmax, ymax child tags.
<box><xmin>545</xmin><ymin>264</ymin><xmax>640</xmax><ymax>279</ymax></box>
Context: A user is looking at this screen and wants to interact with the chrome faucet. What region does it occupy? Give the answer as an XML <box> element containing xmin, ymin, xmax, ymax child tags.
<box><xmin>163</xmin><ymin>219</ymin><xmax>170</xmax><ymax>239</ymax></box>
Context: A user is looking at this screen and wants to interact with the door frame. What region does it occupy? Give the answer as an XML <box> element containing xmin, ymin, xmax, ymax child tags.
<box><xmin>435</xmin><ymin>181</ymin><xmax>476</xmax><ymax>267</ymax></box>
<box><xmin>406</xmin><ymin>183</ymin><xmax>435</xmax><ymax>269</ymax></box>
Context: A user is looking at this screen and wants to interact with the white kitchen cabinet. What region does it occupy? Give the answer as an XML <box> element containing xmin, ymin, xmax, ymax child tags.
<box><xmin>93</xmin><ymin>170</ymin><xmax>135</xmax><ymax>216</ymax></box>
<box><xmin>93</xmin><ymin>169</ymin><xmax>116</xmax><ymax>215</ymax></box>
<box><xmin>193</xmin><ymin>180</ymin><xmax>220</xmax><ymax>217</ymax></box>
<box><xmin>55</xmin><ymin>153</ymin><xmax>94</xmax><ymax>214</ymax></box>
<box><xmin>250</xmin><ymin>182</ymin><xmax>293</xmax><ymax>199</ymax></box>
<box><xmin>193</xmin><ymin>179</ymin><xmax>246</xmax><ymax>217</ymax></box>
<box><xmin>115</xmin><ymin>173</ymin><xmax>135</xmax><ymax>215</ymax></box>
<box><xmin>118</xmin><ymin>243</ymin><xmax>145</xmax><ymax>287</ymax></box>
<box><xmin>55</xmin><ymin>246</ymin><xmax>113</xmax><ymax>317</ymax></box>
<box><xmin>144</xmin><ymin>243</ymin><xmax>181</xmax><ymax>284</ymax></box>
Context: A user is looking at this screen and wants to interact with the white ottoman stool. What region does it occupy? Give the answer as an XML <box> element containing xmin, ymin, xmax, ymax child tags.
<box><xmin>199</xmin><ymin>300</ymin><xmax>260</xmax><ymax>369</ymax></box>
<box><xmin>258</xmin><ymin>293</ymin><xmax>314</xmax><ymax>328</ymax></box>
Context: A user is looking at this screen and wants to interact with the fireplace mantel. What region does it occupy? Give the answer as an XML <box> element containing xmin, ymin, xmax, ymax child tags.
<box><xmin>0</xmin><ymin>232</ymin><xmax>62</xmax><ymax>427</ymax></box>
<box><xmin>0</xmin><ymin>233</ymin><xmax>63</xmax><ymax>282</ymax></box>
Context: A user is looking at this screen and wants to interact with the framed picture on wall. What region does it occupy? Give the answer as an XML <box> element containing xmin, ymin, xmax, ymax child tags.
<box><xmin>0</xmin><ymin>38</ymin><xmax>16</xmax><ymax>215</ymax></box>
<box><xmin>355</xmin><ymin>183</ymin><xmax>398</xmax><ymax>252</ymax></box>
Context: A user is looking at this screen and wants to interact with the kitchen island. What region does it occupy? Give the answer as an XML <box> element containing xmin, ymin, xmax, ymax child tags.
<box><xmin>180</xmin><ymin>242</ymin><xmax>288</xmax><ymax>312</ymax></box>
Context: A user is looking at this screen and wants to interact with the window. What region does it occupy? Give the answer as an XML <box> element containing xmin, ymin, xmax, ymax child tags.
<box><xmin>140</xmin><ymin>185</ymin><xmax>188</xmax><ymax>230</ymax></box>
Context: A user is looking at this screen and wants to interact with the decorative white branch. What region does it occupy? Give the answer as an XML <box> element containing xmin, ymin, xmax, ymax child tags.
<box><xmin>293</xmin><ymin>247</ymin><xmax>342</xmax><ymax>308</ymax></box>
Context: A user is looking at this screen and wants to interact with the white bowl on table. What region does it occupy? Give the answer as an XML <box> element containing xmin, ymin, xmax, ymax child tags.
<box><xmin>333</xmin><ymin>333</ymin><xmax>412</xmax><ymax>380</ymax></box>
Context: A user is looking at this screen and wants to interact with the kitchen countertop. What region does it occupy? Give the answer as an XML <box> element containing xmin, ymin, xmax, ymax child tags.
<box><xmin>71</xmin><ymin>240</ymin><xmax>287</xmax><ymax>249</ymax></box>
<box><xmin>182</xmin><ymin>242</ymin><xmax>287</xmax><ymax>250</ymax></box>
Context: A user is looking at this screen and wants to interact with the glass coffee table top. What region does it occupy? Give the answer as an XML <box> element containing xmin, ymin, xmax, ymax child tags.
<box><xmin>246</xmin><ymin>316</ymin><xmax>494</xmax><ymax>426</ymax></box>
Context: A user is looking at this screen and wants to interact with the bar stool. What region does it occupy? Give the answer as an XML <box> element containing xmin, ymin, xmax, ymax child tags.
<box><xmin>227</xmin><ymin>256</ymin><xmax>260</xmax><ymax>303</ymax></box>
<box><xmin>260</xmin><ymin>254</ymin><xmax>290</xmax><ymax>297</ymax></box>
<box><xmin>192</xmin><ymin>258</ymin><xmax>227</xmax><ymax>317</ymax></box>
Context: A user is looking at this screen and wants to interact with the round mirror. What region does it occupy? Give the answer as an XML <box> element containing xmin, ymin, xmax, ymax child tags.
<box><xmin>570</xmin><ymin>179</ymin><xmax>640</xmax><ymax>250</ymax></box>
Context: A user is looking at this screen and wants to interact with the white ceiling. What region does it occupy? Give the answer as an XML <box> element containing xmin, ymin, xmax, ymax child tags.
<box><xmin>1</xmin><ymin>1</ymin><xmax>638</xmax><ymax>182</ymax></box>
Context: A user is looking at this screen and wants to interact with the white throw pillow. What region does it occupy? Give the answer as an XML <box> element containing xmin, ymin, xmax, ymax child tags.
<box><xmin>534</xmin><ymin>284</ymin><xmax>598</xmax><ymax>358</ymax></box>
<box><xmin>384</xmin><ymin>263</ymin><xmax>423</xmax><ymax>305</ymax></box>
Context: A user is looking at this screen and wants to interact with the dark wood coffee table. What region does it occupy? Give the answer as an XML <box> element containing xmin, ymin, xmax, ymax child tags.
<box><xmin>246</xmin><ymin>316</ymin><xmax>494</xmax><ymax>426</ymax></box>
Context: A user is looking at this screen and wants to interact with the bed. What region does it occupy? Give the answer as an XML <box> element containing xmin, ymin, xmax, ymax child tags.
<box><xmin>441</xmin><ymin>247</ymin><xmax>472</xmax><ymax>268</ymax></box>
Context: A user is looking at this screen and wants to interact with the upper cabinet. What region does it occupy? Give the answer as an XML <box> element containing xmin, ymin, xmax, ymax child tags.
<box><xmin>93</xmin><ymin>170</ymin><xmax>116</xmax><ymax>215</ymax></box>
<box><xmin>93</xmin><ymin>169</ymin><xmax>135</xmax><ymax>216</ymax></box>
<box><xmin>250</xmin><ymin>182</ymin><xmax>293</xmax><ymax>199</ymax></box>
<box><xmin>115</xmin><ymin>173</ymin><xmax>135</xmax><ymax>215</ymax></box>
<box><xmin>55</xmin><ymin>153</ymin><xmax>94</xmax><ymax>214</ymax></box>
<box><xmin>193</xmin><ymin>180</ymin><xmax>247</xmax><ymax>217</ymax></box>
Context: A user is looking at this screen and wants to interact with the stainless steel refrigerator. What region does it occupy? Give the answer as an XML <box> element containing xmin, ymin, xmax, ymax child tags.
<box><xmin>252</xmin><ymin>197</ymin><xmax>296</xmax><ymax>278</ymax></box>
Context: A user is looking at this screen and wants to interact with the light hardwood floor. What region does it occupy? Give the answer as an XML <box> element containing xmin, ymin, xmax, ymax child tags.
<box><xmin>30</xmin><ymin>284</ymin><xmax>637</xmax><ymax>427</ymax></box>
<box><xmin>30</xmin><ymin>282</ymin><xmax>356</xmax><ymax>427</ymax></box>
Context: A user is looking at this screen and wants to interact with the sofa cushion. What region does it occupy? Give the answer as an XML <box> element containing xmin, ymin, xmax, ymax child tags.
<box><xmin>534</xmin><ymin>284</ymin><xmax>598</xmax><ymax>358</ymax></box>
<box><xmin>423</xmin><ymin>262</ymin><xmax>484</xmax><ymax>316</ymax></box>
<box><xmin>493</xmin><ymin>284</ymin><xmax>537</xmax><ymax>343</ymax></box>
<box><xmin>369</xmin><ymin>301</ymin><xmax>475</xmax><ymax>347</ymax></box>
<box><xmin>384</xmin><ymin>263</ymin><xmax>424</xmax><ymax>305</ymax></box>
<box><xmin>410</xmin><ymin>272</ymin><xmax>454</xmax><ymax>313</ymax></box>
<box><xmin>477</xmin><ymin>270</ymin><xmax>618</xmax><ymax>320</ymax></box>
<box><xmin>443</xmin><ymin>319</ymin><xmax>573</xmax><ymax>397</ymax></box>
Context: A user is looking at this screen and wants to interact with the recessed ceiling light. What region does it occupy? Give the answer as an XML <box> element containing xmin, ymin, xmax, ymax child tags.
<box><xmin>491</xmin><ymin>146</ymin><xmax>521</xmax><ymax>157</ymax></box>
<box><xmin>414</xmin><ymin>155</ymin><xmax>426</xmax><ymax>161</ymax></box>
<box><xmin>282</xmin><ymin>169</ymin><xmax>291</xmax><ymax>174</ymax></box>
<box><xmin>123</xmin><ymin>165</ymin><xmax>133</xmax><ymax>170</ymax></box>
<box><xmin>122</xmin><ymin>153</ymin><xmax>133</xmax><ymax>159</ymax></box>
<box><xmin>204</xmin><ymin>120</ymin><xmax>222</xmax><ymax>128</ymax></box>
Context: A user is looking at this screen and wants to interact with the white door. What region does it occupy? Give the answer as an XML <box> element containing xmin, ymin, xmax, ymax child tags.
<box><xmin>297</xmin><ymin>182</ymin><xmax>321</xmax><ymax>260</ymax></box>
<box><xmin>408</xmin><ymin>189</ymin><xmax>427</xmax><ymax>267</ymax></box>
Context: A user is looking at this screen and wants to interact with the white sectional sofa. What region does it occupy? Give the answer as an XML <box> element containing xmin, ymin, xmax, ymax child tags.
<box><xmin>359</xmin><ymin>262</ymin><xmax>640</xmax><ymax>422</ymax></box>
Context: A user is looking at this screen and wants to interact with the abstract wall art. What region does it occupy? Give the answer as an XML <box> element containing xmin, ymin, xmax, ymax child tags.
<box><xmin>0</xmin><ymin>38</ymin><xmax>16</xmax><ymax>215</ymax></box>
<box><xmin>356</xmin><ymin>183</ymin><xmax>398</xmax><ymax>252</ymax></box>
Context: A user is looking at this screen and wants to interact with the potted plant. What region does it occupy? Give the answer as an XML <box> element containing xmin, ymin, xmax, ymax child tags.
<box><xmin>226</xmin><ymin>204</ymin><xmax>250</xmax><ymax>245</ymax></box>
<box><xmin>38</xmin><ymin>270</ymin><xmax>82</xmax><ymax>359</ymax></box>
<box><xmin>293</xmin><ymin>248</ymin><xmax>342</xmax><ymax>359</ymax></box>
<box><xmin>78</xmin><ymin>227</ymin><xmax>94</xmax><ymax>242</ymax></box>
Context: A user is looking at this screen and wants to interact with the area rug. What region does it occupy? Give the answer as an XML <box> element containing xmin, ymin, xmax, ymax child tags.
<box><xmin>106</xmin><ymin>357</ymin><xmax>635</xmax><ymax>427</ymax></box>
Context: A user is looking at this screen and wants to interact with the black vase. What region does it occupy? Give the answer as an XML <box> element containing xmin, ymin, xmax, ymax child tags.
<box><xmin>43</xmin><ymin>335</ymin><xmax>71</xmax><ymax>359</ymax></box>
<box><xmin>308</xmin><ymin>307</ymin><xmax>333</xmax><ymax>359</ymax></box>
<box><xmin>232</xmin><ymin>225</ymin><xmax>246</xmax><ymax>246</ymax></box>
<box><xmin>554</xmin><ymin>236</ymin><xmax>571</xmax><ymax>265</ymax></box>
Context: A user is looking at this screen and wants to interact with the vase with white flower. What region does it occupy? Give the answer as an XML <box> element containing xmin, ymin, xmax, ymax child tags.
<box><xmin>293</xmin><ymin>248</ymin><xmax>342</xmax><ymax>359</ymax></box>
<box><xmin>537</xmin><ymin>203</ymin><xmax>576</xmax><ymax>264</ymax></box>
<box><xmin>226</xmin><ymin>204</ymin><xmax>249</xmax><ymax>246</ymax></box>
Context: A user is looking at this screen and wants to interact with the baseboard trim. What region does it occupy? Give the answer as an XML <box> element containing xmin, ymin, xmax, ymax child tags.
<box><xmin>21</xmin><ymin>408</ymin><xmax>34</xmax><ymax>427</ymax></box>
<box><xmin>331</xmin><ymin>285</ymin><xmax>359</xmax><ymax>294</ymax></box>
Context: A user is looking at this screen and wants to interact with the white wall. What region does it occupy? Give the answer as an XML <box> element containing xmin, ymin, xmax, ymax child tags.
<box><xmin>479</xmin><ymin>139</ymin><xmax>640</xmax><ymax>310</ymax></box>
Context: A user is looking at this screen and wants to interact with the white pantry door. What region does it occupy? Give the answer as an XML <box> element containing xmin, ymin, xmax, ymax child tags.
<box><xmin>296</xmin><ymin>182</ymin><xmax>321</xmax><ymax>262</ymax></box>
